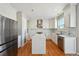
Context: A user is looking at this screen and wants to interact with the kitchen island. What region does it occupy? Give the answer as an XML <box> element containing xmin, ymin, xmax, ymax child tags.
<box><xmin>32</xmin><ymin>32</ymin><xmax>46</xmax><ymax>54</ymax></box>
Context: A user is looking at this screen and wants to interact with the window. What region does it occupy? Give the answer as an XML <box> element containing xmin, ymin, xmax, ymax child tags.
<box><xmin>37</xmin><ymin>19</ymin><xmax>43</xmax><ymax>28</ymax></box>
<box><xmin>57</xmin><ymin>14</ymin><xmax>64</xmax><ymax>29</ymax></box>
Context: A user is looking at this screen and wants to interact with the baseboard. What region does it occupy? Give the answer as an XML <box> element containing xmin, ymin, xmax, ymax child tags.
<box><xmin>18</xmin><ymin>47</ymin><xmax>21</xmax><ymax>49</ymax></box>
<box><xmin>65</xmin><ymin>52</ymin><xmax>76</xmax><ymax>54</ymax></box>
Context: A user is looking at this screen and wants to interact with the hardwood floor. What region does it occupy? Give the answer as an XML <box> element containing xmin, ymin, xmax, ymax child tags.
<box><xmin>18</xmin><ymin>39</ymin><xmax>64</xmax><ymax>56</ymax></box>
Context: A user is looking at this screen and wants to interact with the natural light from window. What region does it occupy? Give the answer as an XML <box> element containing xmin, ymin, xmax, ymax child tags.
<box><xmin>57</xmin><ymin>14</ymin><xmax>64</xmax><ymax>29</ymax></box>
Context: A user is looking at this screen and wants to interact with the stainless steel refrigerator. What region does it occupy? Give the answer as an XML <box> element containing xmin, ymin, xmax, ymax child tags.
<box><xmin>0</xmin><ymin>15</ymin><xmax>18</xmax><ymax>56</ymax></box>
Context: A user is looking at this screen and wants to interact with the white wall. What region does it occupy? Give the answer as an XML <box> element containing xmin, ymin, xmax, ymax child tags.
<box><xmin>0</xmin><ymin>3</ymin><xmax>17</xmax><ymax>21</ymax></box>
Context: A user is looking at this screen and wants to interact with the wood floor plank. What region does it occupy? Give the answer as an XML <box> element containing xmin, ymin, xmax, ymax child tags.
<box><xmin>18</xmin><ymin>39</ymin><xmax>64</xmax><ymax>56</ymax></box>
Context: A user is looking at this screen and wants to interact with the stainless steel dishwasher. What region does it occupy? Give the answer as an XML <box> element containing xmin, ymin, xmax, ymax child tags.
<box><xmin>58</xmin><ymin>36</ymin><xmax>64</xmax><ymax>52</ymax></box>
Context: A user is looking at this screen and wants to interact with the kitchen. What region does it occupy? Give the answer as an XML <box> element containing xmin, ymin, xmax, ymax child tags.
<box><xmin>0</xmin><ymin>3</ymin><xmax>79</xmax><ymax>56</ymax></box>
<box><xmin>26</xmin><ymin>3</ymin><xmax>77</xmax><ymax>55</ymax></box>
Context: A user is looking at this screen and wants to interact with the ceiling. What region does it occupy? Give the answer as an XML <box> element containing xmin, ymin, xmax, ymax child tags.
<box><xmin>10</xmin><ymin>3</ymin><xmax>67</xmax><ymax>20</ymax></box>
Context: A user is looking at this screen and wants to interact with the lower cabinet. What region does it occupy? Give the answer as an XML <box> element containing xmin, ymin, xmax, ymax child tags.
<box><xmin>58</xmin><ymin>35</ymin><xmax>76</xmax><ymax>54</ymax></box>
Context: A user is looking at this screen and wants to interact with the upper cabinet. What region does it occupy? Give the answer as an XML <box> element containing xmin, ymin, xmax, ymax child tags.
<box><xmin>49</xmin><ymin>18</ymin><xmax>55</xmax><ymax>28</ymax></box>
<box><xmin>70</xmin><ymin>4</ymin><xmax>77</xmax><ymax>27</ymax></box>
<box><xmin>64</xmin><ymin>5</ymin><xmax>70</xmax><ymax>28</ymax></box>
<box><xmin>49</xmin><ymin>17</ymin><xmax>57</xmax><ymax>29</ymax></box>
<box><xmin>76</xmin><ymin>4</ymin><xmax>79</xmax><ymax>28</ymax></box>
<box><xmin>64</xmin><ymin>4</ymin><xmax>77</xmax><ymax>28</ymax></box>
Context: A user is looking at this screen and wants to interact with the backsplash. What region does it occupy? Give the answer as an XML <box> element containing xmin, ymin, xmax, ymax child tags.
<box><xmin>68</xmin><ymin>27</ymin><xmax>77</xmax><ymax>37</ymax></box>
<box><xmin>27</xmin><ymin>28</ymin><xmax>57</xmax><ymax>38</ymax></box>
<box><xmin>56</xmin><ymin>27</ymin><xmax>76</xmax><ymax>37</ymax></box>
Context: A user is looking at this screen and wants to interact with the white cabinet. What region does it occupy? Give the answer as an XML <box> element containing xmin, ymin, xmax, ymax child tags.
<box><xmin>49</xmin><ymin>19</ymin><xmax>55</xmax><ymax>28</ymax></box>
<box><xmin>58</xmin><ymin>35</ymin><xmax>76</xmax><ymax>54</ymax></box>
<box><xmin>70</xmin><ymin>4</ymin><xmax>76</xmax><ymax>27</ymax></box>
<box><xmin>64</xmin><ymin>5</ymin><xmax>70</xmax><ymax>28</ymax></box>
<box><xmin>64</xmin><ymin>37</ymin><xmax>76</xmax><ymax>54</ymax></box>
<box><xmin>32</xmin><ymin>34</ymin><xmax>46</xmax><ymax>54</ymax></box>
<box><xmin>49</xmin><ymin>17</ymin><xmax>57</xmax><ymax>29</ymax></box>
<box><xmin>64</xmin><ymin>4</ymin><xmax>77</xmax><ymax>28</ymax></box>
<box><xmin>64</xmin><ymin>13</ymin><xmax>70</xmax><ymax>28</ymax></box>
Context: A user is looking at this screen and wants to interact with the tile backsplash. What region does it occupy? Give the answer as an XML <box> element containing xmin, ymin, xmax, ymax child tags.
<box><xmin>56</xmin><ymin>27</ymin><xmax>76</xmax><ymax>37</ymax></box>
<box><xmin>68</xmin><ymin>27</ymin><xmax>76</xmax><ymax>37</ymax></box>
<box><xmin>27</xmin><ymin>28</ymin><xmax>57</xmax><ymax>38</ymax></box>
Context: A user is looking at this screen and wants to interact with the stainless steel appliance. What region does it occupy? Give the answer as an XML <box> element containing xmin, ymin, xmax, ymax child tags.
<box><xmin>58</xmin><ymin>36</ymin><xmax>64</xmax><ymax>52</ymax></box>
<box><xmin>0</xmin><ymin>15</ymin><xmax>18</xmax><ymax>56</ymax></box>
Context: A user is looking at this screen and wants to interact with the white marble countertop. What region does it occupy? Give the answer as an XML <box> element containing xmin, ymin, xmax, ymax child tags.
<box><xmin>58</xmin><ymin>35</ymin><xmax>76</xmax><ymax>39</ymax></box>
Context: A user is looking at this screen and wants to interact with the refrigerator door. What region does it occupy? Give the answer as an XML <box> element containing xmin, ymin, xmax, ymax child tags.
<box><xmin>9</xmin><ymin>19</ymin><xmax>14</xmax><ymax>41</ymax></box>
<box><xmin>9</xmin><ymin>20</ymin><xmax>18</xmax><ymax>42</ymax></box>
<box><xmin>12</xmin><ymin>20</ymin><xmax>15</xmax><ymax>40</ymax></box>
<box><xmin>0</xmin><ymin>15</ymin><xmax>1</xmax><ymax>45</ymax></box>
<box><xmin>0</xmin><ymin>48</ymin><xmax>8</xmax><ymax>56</ymax></box>
<box><xmin>6</xmin><ymin>40</ymin><xmax>17</xmax><ymax>56</ymax></box>
<box><xmin>14</xmin><ymin>21</ymin><xmax>18</xmax><ymax>40</ymax></box>
<box><xmin>0</xmin><ymin>43</ymin><xmax>17</xmax><ymax>56</ymax></box>
<box><xmin>0</xmin><ymin>41</ymin><xmax>12</xmax><ymax>53</ymax></box>
<box><xmin>0</xmin><ymin>16</ymin><xmax>6</xmax><ymax>45</ymax></box>
<box><xmin>4</xmin><ymin>18</ymin><xmax>10</xmax><ymax>43</ymax></box>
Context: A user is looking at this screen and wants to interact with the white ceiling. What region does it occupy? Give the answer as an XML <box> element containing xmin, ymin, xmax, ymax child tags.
<box><xmin>10</xmin><ymin>3</ymin><xmax>67</xmax><ymax>20</ymax></box>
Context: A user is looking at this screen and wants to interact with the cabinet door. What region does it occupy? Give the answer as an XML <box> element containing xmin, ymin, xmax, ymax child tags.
<box><xmin>32</xmin><ymin>36</ymin><xmax>46</xmax><ymax>54</ymax></box>
<box><xmin>64</xmin><ymin>14</ymin><xmax>70</xmax><ymax>28</ymax></box>
<box><xmin>64</xmin><ymin>37</ymin><xmax>76</xmax><ymax>53</ymax></box>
